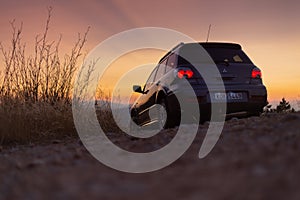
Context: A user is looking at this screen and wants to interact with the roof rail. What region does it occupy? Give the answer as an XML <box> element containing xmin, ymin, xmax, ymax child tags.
<box><xmin>159</xmin><ymin>42</ymin><xmax>184</xmax><ymax>63</ymax></box>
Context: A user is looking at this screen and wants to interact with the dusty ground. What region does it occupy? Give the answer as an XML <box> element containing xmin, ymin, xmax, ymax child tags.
<box><xmin>1</xmin><ymin>112</ymin><xmax>300</xmax><ymax>200</ymax></box>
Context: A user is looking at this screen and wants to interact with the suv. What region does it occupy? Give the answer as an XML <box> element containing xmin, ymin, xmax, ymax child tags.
<box><xmin>130</xmin><ymin>42</ymin><xmax>267</xmax><ymax>128</ymax></box>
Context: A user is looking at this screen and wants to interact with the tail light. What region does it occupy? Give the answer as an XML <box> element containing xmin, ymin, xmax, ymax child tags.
<box><xmin>176</xmin><ymin>68</ymin><xmax>194</xmax><ymax>79</ymax></box>
<box><xmin>251</xmin><ymin>68</ymin><xmax>262</xmax><ymax>79</ymax></box>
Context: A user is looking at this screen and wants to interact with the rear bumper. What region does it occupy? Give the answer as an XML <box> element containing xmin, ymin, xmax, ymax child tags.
<box><xmin>172</xmin><ymin>84</ymin><xmax>267</xmax><ymax>116</ymax></box>
<box><xmin>197</xmin><ymin>101</ymin><xmax>267</xmax><ymax>115</ymax></box>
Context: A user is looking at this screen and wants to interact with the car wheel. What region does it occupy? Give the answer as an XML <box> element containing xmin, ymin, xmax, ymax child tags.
<box><xmin>158</xmin><ymin>98</ymin><xmax>180</xmax><ymax>129</ymax></box>
<box><xmin>157</xmin><ymin>99</ymin><xmax>168</xmax><ymax>129</ymax></box>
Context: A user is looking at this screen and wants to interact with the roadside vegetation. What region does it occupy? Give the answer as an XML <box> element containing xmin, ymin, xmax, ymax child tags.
<box><xmin>0</xmin><ymin>8</ymin><xmax>89</xmax><ymax>145</ymax></box>
<box><xmin>263</xmin><ymin>98</ymin><xmax>295</xmax><ymax>113</ymax></box>
<box><xmin>0</xmin><ymin>8</ymin><xmax>122</xmax><ymax>145</ymax></box>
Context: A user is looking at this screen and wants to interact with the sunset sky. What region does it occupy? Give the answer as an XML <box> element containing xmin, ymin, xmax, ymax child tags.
<box><xmin>0</xmin><ymin>0</ymin><xmax>300</xmax><ymax>105</ymax></box>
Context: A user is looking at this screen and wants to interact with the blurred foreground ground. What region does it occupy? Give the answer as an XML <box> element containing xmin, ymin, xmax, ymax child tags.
<box><xmin>0</xmin><ymin>112</ymin><xmax>300</xmax><ymax>200</ymax></box>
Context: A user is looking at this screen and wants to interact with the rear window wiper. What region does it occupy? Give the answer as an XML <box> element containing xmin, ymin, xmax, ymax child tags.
<box><xmin>215</xmin><ymin>60</ymin><xmax>230</xmax><ymax>66</ymax></box>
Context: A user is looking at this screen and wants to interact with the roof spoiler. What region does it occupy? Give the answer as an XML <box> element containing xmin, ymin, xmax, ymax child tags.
<box><xmin>199</xmin><ymin>42</ymin><xmax>242</xmax><ymax>49</ymax></box>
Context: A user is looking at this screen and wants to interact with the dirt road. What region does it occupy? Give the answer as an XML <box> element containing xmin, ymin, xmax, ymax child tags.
<box><xmin>1</xmin><ymin>113</ymin><xmax>300</xmax><ymax>200</ymax></box>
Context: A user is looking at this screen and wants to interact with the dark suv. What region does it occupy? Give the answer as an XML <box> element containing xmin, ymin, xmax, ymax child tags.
<box><xmin>130</xmin><ymin>42</ymin><xmax>267</xmax><ymax>128</ymax></box>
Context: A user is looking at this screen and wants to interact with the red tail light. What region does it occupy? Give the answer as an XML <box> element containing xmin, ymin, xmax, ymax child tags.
<box><xmin>177</xmin><ymin>68</ymin><xmax>194</xmax><ymax>79</ymax></box>
<box><xmin>251</xmin><ymin>68</ymin><xmax>262</xmax><ymax>79</ymax></box>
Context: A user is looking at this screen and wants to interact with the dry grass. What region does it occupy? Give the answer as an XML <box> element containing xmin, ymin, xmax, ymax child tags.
<box><xmin>0</xmin><ymin>100</ymin><xmax>75</xmax><ymax>144</ymax></box>
<box><xmin>0</xmin><ymin>8</ymin><xmax>89</xmax><ymax>145</ymax></box>
<box><xmin>0</xmin><ymin>8</ymin><xmax>89</xmax><ymax>103</ymax></box>
<box><xmin>0</xmin><ymin>8</ymin><xmax>123</xmax><ymax>145</ymax></box>
<box><xmin>95</xmin><ymin>101</ymin><xmax>124</xmax><ymax>134</ymax></box>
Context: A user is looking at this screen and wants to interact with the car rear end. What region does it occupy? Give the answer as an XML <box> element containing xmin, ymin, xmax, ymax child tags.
<box><xmin>174</xmin><ymin>42</ymin><xmax>267</xmax><ymax>119</ymax></box>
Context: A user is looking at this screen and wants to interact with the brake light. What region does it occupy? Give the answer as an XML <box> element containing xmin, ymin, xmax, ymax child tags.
<box><xmin>177</xmin><ymin>68</ymin><xmax>194</xmax><ymax>79</ymax></box>
<box><xmin>251</xmin><ymin>68</ymin><xmax>262</xmax><ymax>79</ymax></box>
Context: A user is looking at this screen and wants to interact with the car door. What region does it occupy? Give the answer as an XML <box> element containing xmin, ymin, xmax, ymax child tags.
<box><xmin>133</xmin><ymin>66</ymin><xmax>157</xmax><ymax>124</ymax></box>
<box><xmin>135</xmin><ymin>59</ymin><xmax>167</xmax><ymax>125</ymax></box>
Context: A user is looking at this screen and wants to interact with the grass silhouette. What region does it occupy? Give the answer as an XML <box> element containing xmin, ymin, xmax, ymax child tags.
<box><xmin>0</xmin><ymin>8</ymin><xmax>89</xmax><ymax>145</ymax></box>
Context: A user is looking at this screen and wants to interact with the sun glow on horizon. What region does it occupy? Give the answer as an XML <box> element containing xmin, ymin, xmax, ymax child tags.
<box><xmin>0</xmin><ymin>0</ymin><xmax>299</xmax><ymax>105</ymax></box>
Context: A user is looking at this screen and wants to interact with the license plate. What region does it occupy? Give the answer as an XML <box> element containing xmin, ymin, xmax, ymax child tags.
<box><xmin>214</xmin><ymin>93</ymin><xmax>227</xmax><ymax>100</ymax></box>
<box><xmin>214</xmin><ymin>92</ymin><xmax>243</xmax><ymax>101</ymax></box>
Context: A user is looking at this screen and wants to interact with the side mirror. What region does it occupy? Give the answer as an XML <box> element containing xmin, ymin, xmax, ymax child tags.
<box><xmin>133</xmin><ymin>85</ymin><xmax>143</xmax><ymax>93</ymax></box>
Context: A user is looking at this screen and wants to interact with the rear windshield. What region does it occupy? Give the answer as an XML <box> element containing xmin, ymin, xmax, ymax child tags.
<box><xmin>178</xmin><ymin>45</ymin><xmax>252</xmax><ymax>65</ymax></box>
<box><xmin>204</xmin><ymin>48</ymin><xmax>252</xmax><ymax>64</ymax></box>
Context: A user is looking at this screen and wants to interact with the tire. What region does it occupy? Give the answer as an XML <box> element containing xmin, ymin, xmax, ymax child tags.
<box><xmin>157</xmin><ymin>98</ymin><xmax>178</xmax><ymax>129</ymax></box>
<box><xmin>155</xmin><ymin>98</ymin><xmax>166</xmax><ymax>129</ymax></box>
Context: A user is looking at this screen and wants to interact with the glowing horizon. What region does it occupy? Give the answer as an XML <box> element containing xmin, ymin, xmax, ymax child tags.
<box><xmin>0</xmin><ymin>0</ymin><xmax>299</xmax><ymax>104</ymax></box>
